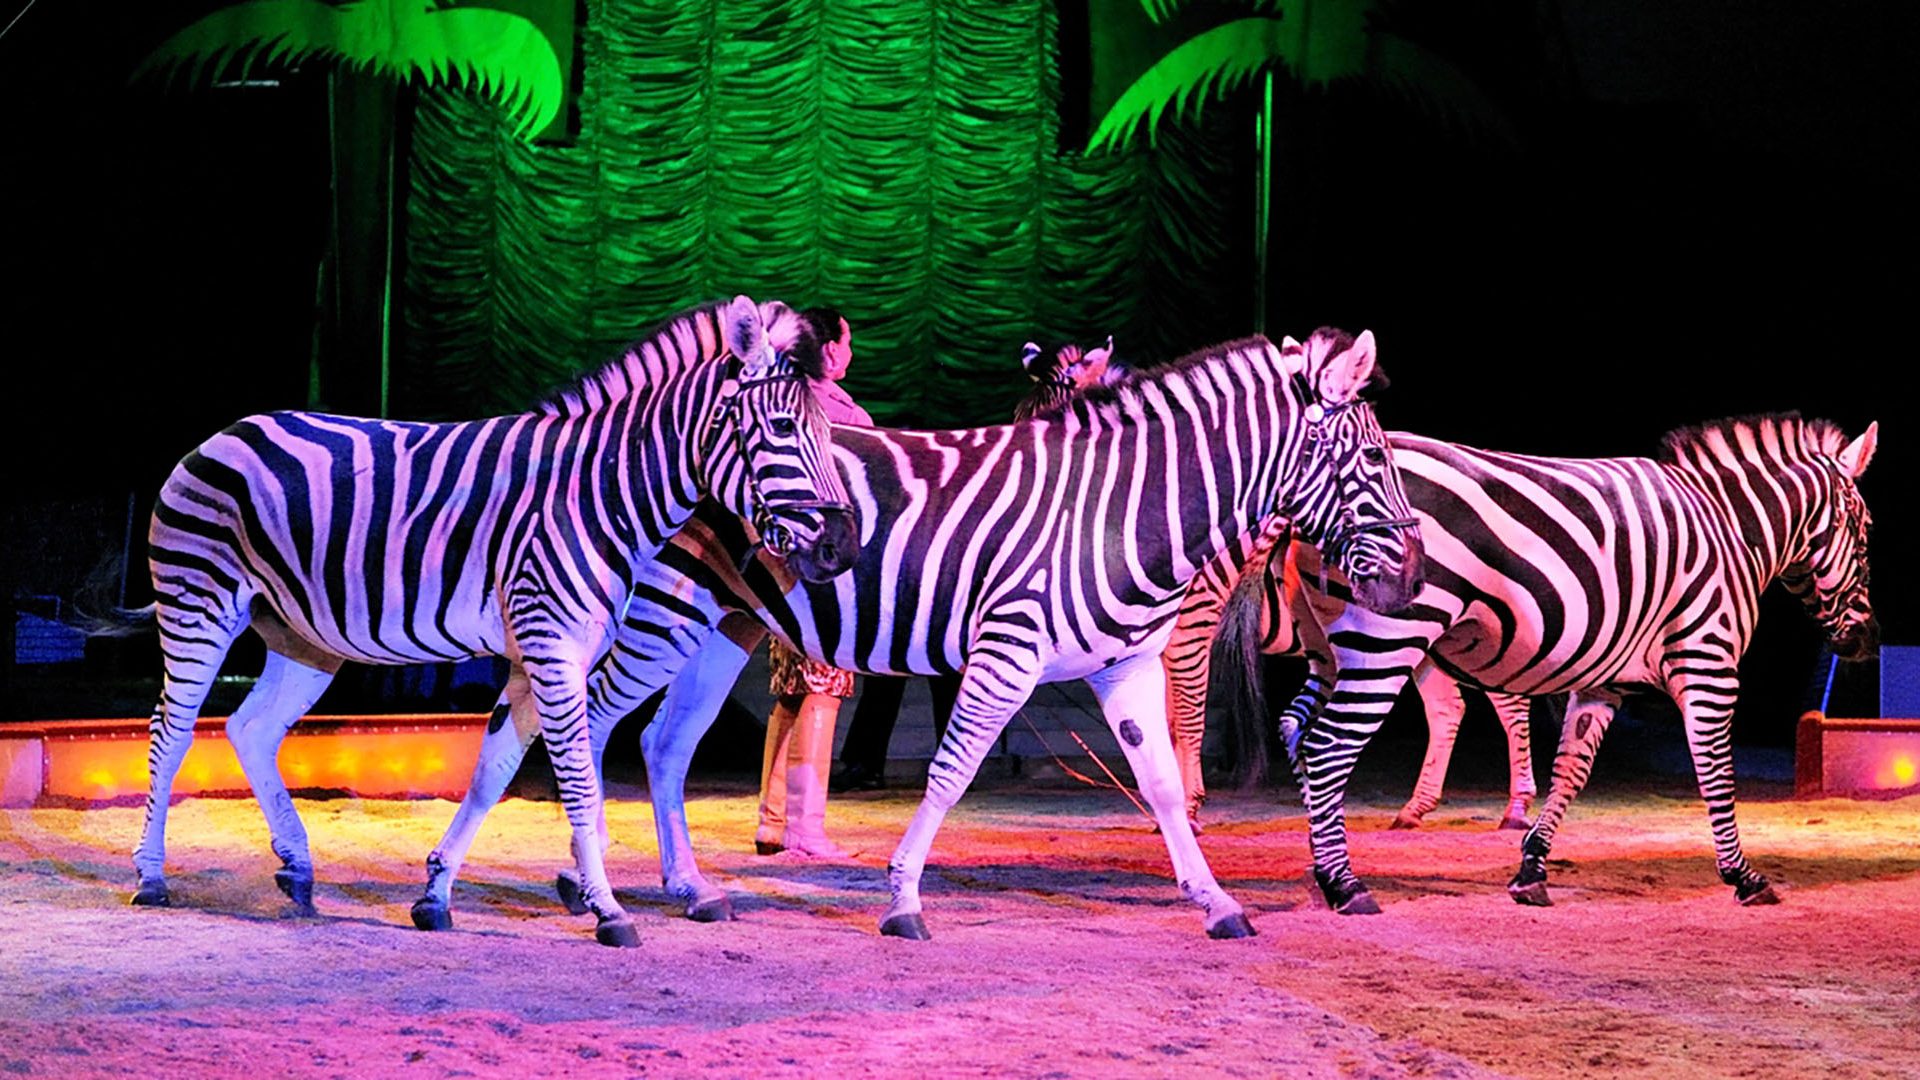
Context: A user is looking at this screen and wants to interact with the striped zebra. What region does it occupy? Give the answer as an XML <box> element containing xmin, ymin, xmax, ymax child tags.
<box><xmin>412</xmin><ymin>328</ymin><xmax>1426</xmax><ymax>940</ymax></box>
<box><xmin>1018</xmin><ymin>348</ymin><xmax>1571</xmax><ymax>837</ymax></box>
<box><xmin>1202</xmin><ymin>534</ymin><xmax>1548</xmax><ymax>831</ymax></box>
<box><xmin>117</xmin><ymin>296</ymin><xmax>858</xmax><ymax>947</ymax></box>
<box><xmin>1220</xmin><ymin>415</ymin><xmax>1878</xmax><ymax>914</ymax></box>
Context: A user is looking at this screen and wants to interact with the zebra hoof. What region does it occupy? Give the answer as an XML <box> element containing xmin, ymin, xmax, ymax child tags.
<box><xmin>1335</xmin><ymin>891</ymin><xmax>1382</xmax><ymax>916</ymax></box>
<box><xmin>1508</xmin><ymin>880</ymin><xmax>1553</xmax><ymax>907</ymax></box>
<box><xmin>1389</xmin><ymin>813</ymin><xmax>1423</xmax><ymax>830</ymax></box>
<box><xmin>130</xmin><ymin>880</ymin><xmax>171</xmax><ymax>908</ymax></box>
<box><xmin>880</xmin><ymin>912</ymin><xmax>931</xmax><ymax>941</ymax></box>
<box><xmin>410</xmin><ymin>899</ymin><xmax>454</xmax><ymax>932</ymax></box>
<box><xmin>1206</xmin><ymin>912</ymin><xmax>1257</xmax><ymax>939</ymax></box>
<box><xmin>1313</xmin><ymin>870</ymin><xmax>1379</xmax><ymax>914</ymax></box>
<box><xmin>1738</xmin><ymin>882</ymin><xmax>1782</xmax><ymax>906</ymax></box>
<box><xmin>555</xmin><ymin>871</ymin><xmax>589</xmax><ymax>916</ymax></box>
<box><xmin>1498</xmin><ymin>816</ymin><xmax>1532</xmax><ymax>832</ymax></box>
<box><xmin>687</xmin><ymin>895</ymin><xmax>734</xmax><ymax>923</ymax></box>
<box><xmin>274</xmin><ymin>868</ymin><xmax>315</xmax><ymax>910</ymax></box>
<box><xmin>595</xmin><ymin>916</ymin><xmax>642</xmax><ymax>948</ymax></box>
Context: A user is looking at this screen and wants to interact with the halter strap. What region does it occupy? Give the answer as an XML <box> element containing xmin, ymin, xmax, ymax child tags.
<box><xmin>704</xmin><ymin>368</ymin><xmax>856</xmax><ymax>562</ymax></box>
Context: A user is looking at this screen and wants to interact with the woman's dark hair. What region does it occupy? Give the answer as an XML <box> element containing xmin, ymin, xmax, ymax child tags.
<box><xmin>800</xmin><ymin>306</ymin><xmax>847</xmax><ymax>350</ymax></box>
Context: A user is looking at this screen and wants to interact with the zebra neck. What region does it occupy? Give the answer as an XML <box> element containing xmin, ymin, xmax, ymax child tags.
<box><xmin>1672</xmin><ymin>452</ymin><xmax>1826</xmax><ymax>588</ymax></box>
<box><xmin>1130</xmin><ymin>366</ymin><xmax>1294</xmax><ymax>582</ymax></box>
<box><xmin>572</xmin><ymin>361</ymin><xmax>724</xmax><ymax>573</ymax></box>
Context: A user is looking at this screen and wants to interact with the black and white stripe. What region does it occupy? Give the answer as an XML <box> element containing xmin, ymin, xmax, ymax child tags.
<box><xmin>118</xmin><ymin>296</ymin><xmax>858</xmax><ymax>946</ymax></box>
<box><xmin>1230</xmin><ymin>415</ymin><xmax>1878</xmax><ymax>913</ymax></box>
<box><xmin>415</xmin><ymin>329</ymin><xmax>1426</xmax><ymax>939</ymax></box>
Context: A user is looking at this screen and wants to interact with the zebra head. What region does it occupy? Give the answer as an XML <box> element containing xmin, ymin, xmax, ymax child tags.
<box><xmin>1275</xmin><ymin>328</ymin><xmax>1424</xmax><ymax>615</ymax></box>
<box><xmin>1013</xmin><ymin>335</ymin><xmax>1122</xmax><ymax>421</ymax></box>
<box><xmin>703</xmin><ymin>295</ymin><xmax>860</xmax><ymax>583</ymax></box>
<box><xmin>1785</xmin><ymin>421</ymin><xmax>1879</xmax><ymax>661</ymax></box>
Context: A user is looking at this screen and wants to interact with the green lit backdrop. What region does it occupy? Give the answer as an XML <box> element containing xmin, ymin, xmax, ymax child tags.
<box><xmin>397</xmin><ymin>0</ymin><xmax>1239</xmax><ymax>426</ymax></box>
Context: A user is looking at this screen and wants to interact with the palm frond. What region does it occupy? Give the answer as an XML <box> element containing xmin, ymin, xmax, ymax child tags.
<box><xmin>1141</xmin><ymin>0</ymin><xmax>1186</xmax><ymax>24</ymax></box>
<box><xmin>133</xmin><ymin>0</ymin><xmax>563</xmax><ymax>141</ymax></box>
<box><xmin>419</xmin><ymin>10</ymin><xmax>564</xmax><ymax>139</ymax></box>
<box><xmin>131</xmin><ymin>0</ymin><xmax>343</xmax><ymax>87</ymax></box>
<box><xmin>1365</xmin><ymin>33</ymin><xmax>1517</xmax><ymax>147</ymax></box>
<box><xmin>1088</xmin><ymin>18</ymin><xmax>1291</xmax><ymax>153</ymax></box>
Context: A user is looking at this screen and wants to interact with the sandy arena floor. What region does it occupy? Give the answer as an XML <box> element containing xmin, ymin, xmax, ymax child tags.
<box><xmin>2</xmin><ymin>774</ymin><xmax>1917</xmax><ymax>1079</ymax></box>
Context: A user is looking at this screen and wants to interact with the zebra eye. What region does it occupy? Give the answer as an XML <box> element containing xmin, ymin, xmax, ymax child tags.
<box><xmin>770</xmin><ymin>417</ymin><xmax>799</xmax><ymax>438</ymax></box>
<box><xmin>1360</xmin><ymin>446</ymin><xmax>1387</xmax><ymax>465</ymax></box>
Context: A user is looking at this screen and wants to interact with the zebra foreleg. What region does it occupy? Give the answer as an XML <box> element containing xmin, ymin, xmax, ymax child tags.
<box><xmin>413</xmin><ymin>679</ymin><xmax>542</xmax><ymax>931</ymax></box>
<box><xmin>225</xmin><ymin>650</ymin><xmax>339</xmax><ymax>916</ymax></box>
<box><xmin>522</xmin><ymin>650</ymin><xmax>640</xmax><ymax>947</ymax></box>
<box><xmin>1509</xmin><ymin>692</ymin><xmax>1616</xmax><ymax>906</ymax></box>
<box><xmin>1394</xmin><ymin>663</ymin><xmax>1470</xmax><ymax>829</ymax></box>
<box><xmin>641</xmin><ymin>627</ymin><xmax>757</xmax><ymax>923</ymax></box>
<box><xmin>879</xmin><ymin>652</ymin><xmax>1042</xmax><ymax>941</ymax></box>
<box><xmin>1300</xmin><ymin>655</ymin><xmax>1419</xmax><ymax>914</ymax></box>
<box><xmin>1275</xmin><ymin>654</ymin><xmax>1334</xmax><ymax>790</ymax></box>
<box><xmin>1493</xmin><ymin>692</ymin><xmax>1537</xmax><ymax>830</ymax></box>
<box><xmin>1088</xmin><ymin>652</ymin><xmax>1252</xmax><ymax>939</ymax></box>
<box><xmin>1672</xmin><ymin>678</ymin><xmax>1778</xmax><ymax>906</ymax></box>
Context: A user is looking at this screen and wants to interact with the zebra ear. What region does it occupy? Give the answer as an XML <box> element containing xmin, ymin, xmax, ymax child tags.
<box><xmin>1839</xmin><ymin>421</ymin><xmax>1879</xmax><ymax>478</ymax></box>
<box><xmin>724</xmin><ymin>295</ymin><xmax>772</xmax><ymax>376</ymax></box>
<box><xmin>1065</xmin><ymin>339</ymin><xmax>1112</xmax><ymax>389</ymax></box>
<box><xmin>1318</xmin><ymin>329</ymin><xmax>1378</xmax><ymax>404</ymax></box>
<box><xmin>1278</xmin><ymin>335</ymin><xmax>1306</xmax><ymax>377</ymax></box>
<box><xmin>1084</xmin><ymin>335</ymin><xmax>1114</xmax><ymax>368</ymax></box>
<box><xmin>1021</xmin><ymin>342</ymin><xmax>1044</xmax><ymax>379</ymax></box>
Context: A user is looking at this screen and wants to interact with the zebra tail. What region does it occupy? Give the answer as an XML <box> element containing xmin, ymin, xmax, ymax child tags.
<box><xmin>1212</xmin><ymin>564</ymin><xmax>1270</xmax><ymax>792</ymax></box>
<box><xmin>69</xmin><ymin>601</ymin><xmax>158</xmax><ymax>639</ymax></box>
<box><xmin>68</xmin><ymin>556</ymin><xmax>157</xmax><ymax>638</ymax></box>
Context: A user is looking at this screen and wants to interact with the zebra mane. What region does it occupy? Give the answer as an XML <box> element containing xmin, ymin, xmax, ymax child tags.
<box><xmin>1657</xmin><ymin>412</ymin><xmax>1849</xmax><ymax>467</ymax></box>
<box><xmin>535</xmin><ymin>300</ymin><xmax>822</xmax><ymax>417</ymax></box>
<box><xmin>1025</xmin><ymin>329</ymin><xmax>1387</xmax><ymax>421</ymax></box>
<box><xmin>1020</xmin><ymin>334</ymin><xmax>1266</xmax><ymax>420</ymax></box>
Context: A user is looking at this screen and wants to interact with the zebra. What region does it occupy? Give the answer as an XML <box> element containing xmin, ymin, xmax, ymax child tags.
<box><xmin>1196</xmin><ymin>532</ymin><xmax>1548</xmax><ymax>832</ymax></box>
<box><xmin>1218</xmin><ymin>414</ymin><xmax>1878</xmax><ymax>915</ymax></box>
<box><xmin>113</xmin><ymin>295</ymin><xmax>859</xmax><ymax>948</ymax></box>
<box><xmin>411</xmin><ymin>327</ymin><xmax>1426</xmax><ymax>940</ymax></box>
<box><xmin>1019</xmin><ymin>346</ymin><xmax>1571</xmax><ymax>837</ymax></box>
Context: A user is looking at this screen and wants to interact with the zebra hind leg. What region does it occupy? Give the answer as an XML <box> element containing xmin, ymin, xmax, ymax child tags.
<box><xmin>1508</xmin><ymin>693</ymin><xmax>1615</xmax><ymax>906</ymax></box>
<box><xmin>1394</xmin><ymin>665</ymin><xmax>1470</xmax><ymax>830</ymax></box>
<box><xmin>226</xmin><ymin>649</ymin><xmax>339</xmax><ymax>916</ymax></box>
<box><xmin>1090</xmin><ymin>653</ymin><xmax>1253</xmax><ymax>939</ymax></box>
<box><xmin>131</xmin><ymin>594</ymin><xmax>251</xmax><ymax>908</ymax></box>
<box><xmin>1492</xmin><ymin>692</ymin><xmax>1536</xmax><ymax>831</ymax></box>
<box><xmin>639</xmin><ymin>633</ymin><xmax>754</xmax><ymax>923</ymax></box>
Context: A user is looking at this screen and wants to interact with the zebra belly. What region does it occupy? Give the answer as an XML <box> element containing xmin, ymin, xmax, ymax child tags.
<box><xmin>1428</xmin><ymin>618</ymin><xmax>1670</xmax><ymax>699</ymax></box>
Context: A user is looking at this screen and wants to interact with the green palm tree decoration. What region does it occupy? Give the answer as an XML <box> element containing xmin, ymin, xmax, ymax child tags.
<box><xmin>132</xmin><ymin>0</ymin><xmax>565</xmax><ymax>418</ymax></box>
<box><xmin>133</xmin><ymin>0</ymin><xmax>563</xmax><ymax>139</ymax></box>
<box><xmin>1088</xmin><ymin>0</ymin><xmax>1509</xmax><ymax>332</ymax></box>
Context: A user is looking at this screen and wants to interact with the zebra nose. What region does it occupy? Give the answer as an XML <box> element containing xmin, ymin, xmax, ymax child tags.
<box><xmin>1836</xmin><ymin>617</ymin><xmax>1879</xmax><ymax>660</ymax></box>
<box><xmin>790</xmin><ymin>508</ymin><xmax>860</xmax><ymax>582</ymax></box>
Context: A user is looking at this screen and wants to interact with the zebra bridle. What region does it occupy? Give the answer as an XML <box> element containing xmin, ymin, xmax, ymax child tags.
<box><xmin>1295</xmin><ymin>389</ymin><xmax>1419</xmax><ymax>570</ymax></box>
<box><xmin>705</xmin><ymin>369</ymin><xmax>856</xmax><ymax>563</ymax></box>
